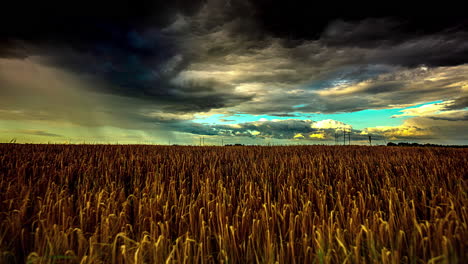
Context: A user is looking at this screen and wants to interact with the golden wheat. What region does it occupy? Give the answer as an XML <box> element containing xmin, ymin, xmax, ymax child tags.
<box><xmin>0</xmin><ymin>144</ymin><xmax>467</xmax><ymax>263</ymax></box>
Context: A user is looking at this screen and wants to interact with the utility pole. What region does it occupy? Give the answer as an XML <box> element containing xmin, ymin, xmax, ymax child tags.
<box><xmin>343</xmin><ymin>128</ymin><xmax>346</xmax><ymax>145</ymax></box>
<box><xmin>368</xmin><ymin>135</ymin><xmax>372</xmax><ymax>146</ymax></box>
<box><xmin>348</xmin><ymin>130</ymin><xmax>351</xmax><ymax>145</ymax></box>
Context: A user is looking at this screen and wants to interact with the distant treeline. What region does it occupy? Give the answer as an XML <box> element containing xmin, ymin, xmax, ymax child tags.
<box><xmin>387</xmin><ymin>142</ymin><xmax>468</xmax><ymax>148</ymax></box>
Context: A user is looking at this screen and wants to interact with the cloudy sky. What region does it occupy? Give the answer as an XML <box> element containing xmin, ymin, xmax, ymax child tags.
<box><xmin>1</xmin><ymin>1</ymin><xmax>467</xmax><ymax>145</ymax></box>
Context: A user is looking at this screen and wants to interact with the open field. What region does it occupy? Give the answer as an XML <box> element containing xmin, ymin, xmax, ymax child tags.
<box><xmin>0</xmin><ymin>144</ymin><xmax>467</xmax><ymax>263</ymax></box>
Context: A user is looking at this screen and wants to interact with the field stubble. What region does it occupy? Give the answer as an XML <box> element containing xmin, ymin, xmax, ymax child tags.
<box><xmin>0</xmin><ymin>144</ymin><xmax>467</xmax><ymax>263</ymax></box>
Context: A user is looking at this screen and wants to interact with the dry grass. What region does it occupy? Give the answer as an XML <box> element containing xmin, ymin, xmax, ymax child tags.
<box><xmin>0</xmin><ymin>144</ymin><xmax>467</xmax><ymax>263</ymax></box>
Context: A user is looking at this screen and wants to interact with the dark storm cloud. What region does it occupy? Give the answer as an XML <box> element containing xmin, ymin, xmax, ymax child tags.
<box><xmin>318</xmin><ymin>19</ymin><xmax>468</xmax><ymax>67</ymax></box>
<box><xmin>320</xmin><ymin>18</ymin><xmax>403</xmax><ymax>48</ymax></box>
<box><xmin>430</xmin><ymin>115</ymin><xmax>468</xmax><ymax>122</ymax></box>
<box><xmin>366</xmin><ymin>33</ymin><xmax>468</xmax><ymax>67</ymax></box>
<box><xmin>177</xmin><ymin>119</ymin><xmax>319</xmax><ymax>139</ymax></box>
<box><xmin>250</xmin><ymin>1</ymin><xmax>468</xmax><ymax>67</ymax></box>
<box><xmin>1</xmin><ymin>1</ymin><xmax>278</xmax><ymax>115</ymax></box>
<box><xmin>250</xmin><ymin>1</ymin><xmax>467</xmax><ymax>41</ymax></box>
<box><xmin>444</xmin><ymin>96</ymin><xmax>468</xmax><ymax>110</ymax></box>
<box><xmin>0</xmin><ymin>1</ymin><xmax>206</xmax><ymax>39</ymax></box>
<box><xmin>428</xmin><ymin>111</ymin><xmax>468</xmax><ymax>121</ymax></box>
<box><xmin>1</xmin><ymin>0</ymin><xmax>468</xmax><ymax>120</ymax></box>
<box><xmin>3</xmin><ymin>1</ymin><xmax>468</xmax><ymax>66</ymax></box>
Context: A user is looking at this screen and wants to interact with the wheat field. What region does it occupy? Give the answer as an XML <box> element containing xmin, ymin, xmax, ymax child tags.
<box><xmin>0</xmin><ymin>144</ymin><xmax>467</xmax><ymax>263</ymax></box>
